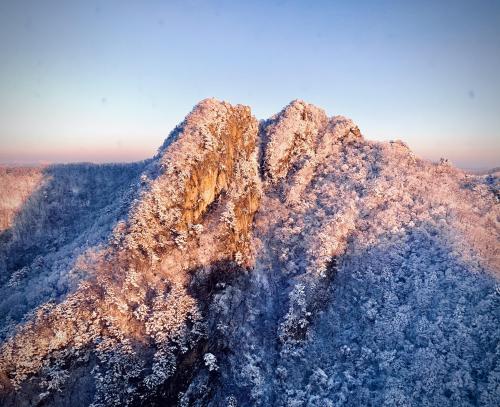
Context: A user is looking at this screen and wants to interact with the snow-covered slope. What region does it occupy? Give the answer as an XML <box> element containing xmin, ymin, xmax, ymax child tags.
<box><xmin>0</xmin><ymin>100</ymin><xmax>498</xmax><ymax>407</ymax></box>
<box><xmin>0</xmin><ymin>163</ymin><xmax>146</xmax><ymax>340</ymax></box>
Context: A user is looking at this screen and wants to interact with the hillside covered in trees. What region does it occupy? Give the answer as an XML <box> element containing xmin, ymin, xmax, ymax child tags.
<box><xmin>0</xmin><ymin>100</ymin><xmax>498</xmax><ymax>407</ymax></box>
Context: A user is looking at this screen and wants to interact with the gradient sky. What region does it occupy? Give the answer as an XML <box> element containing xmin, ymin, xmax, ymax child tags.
<box><xmin>0</xmin><ymin>0</ymin><xmax>499</xmax><ymax>169</ymax></box>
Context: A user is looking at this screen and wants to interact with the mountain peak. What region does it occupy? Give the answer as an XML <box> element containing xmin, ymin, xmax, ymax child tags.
<box><xmin>274</xmin><ymin>99</ymin><xmax>328</xmax><ymax>125</ymax></box>
<box><xmin>262</xmin><ymin>100</ymin><xmax>362</xmax><ymax>183</ymax></box>
<box><xmin>157</xmin><ymin>98</ymin><xmax>253</xmax><ymax>159</ymax></box>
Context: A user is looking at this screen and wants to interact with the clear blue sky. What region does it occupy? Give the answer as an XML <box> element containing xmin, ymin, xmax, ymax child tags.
<box><xmin>0</xmin><ymin>0</ymin><xmax>499</xmax><ymax>169</ymax></box>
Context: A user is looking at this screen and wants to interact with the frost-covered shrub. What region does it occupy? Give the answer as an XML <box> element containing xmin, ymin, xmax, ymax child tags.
<box><xmin>204</xmin><ymin>353</ymin><xmax>218</xmax><ymax>371</ymax></box>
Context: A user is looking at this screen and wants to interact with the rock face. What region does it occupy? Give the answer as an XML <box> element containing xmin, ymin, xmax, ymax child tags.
<box><xmin>0</xmin><ymin>99</ymin><xmax>499</xmax><ymax>407</ymax></box>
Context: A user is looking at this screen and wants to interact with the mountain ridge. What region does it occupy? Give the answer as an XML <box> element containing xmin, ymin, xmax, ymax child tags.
<box><xmin>0</xmin><ymin>99</ymin><xmax>498</xmax><ymax>407</ymax></box>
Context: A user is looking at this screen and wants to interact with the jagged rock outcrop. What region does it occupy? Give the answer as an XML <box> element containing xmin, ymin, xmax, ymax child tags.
<box><xmin>0</xmin><ymin>99</ymin><xmax>498</xmax><ymax>407</ymax></box>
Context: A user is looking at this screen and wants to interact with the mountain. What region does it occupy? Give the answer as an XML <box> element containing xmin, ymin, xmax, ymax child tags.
<box><xmin>0</xmin><ymin>99</ymin><xmax>498</xmax><ymax>407</ymax></box>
